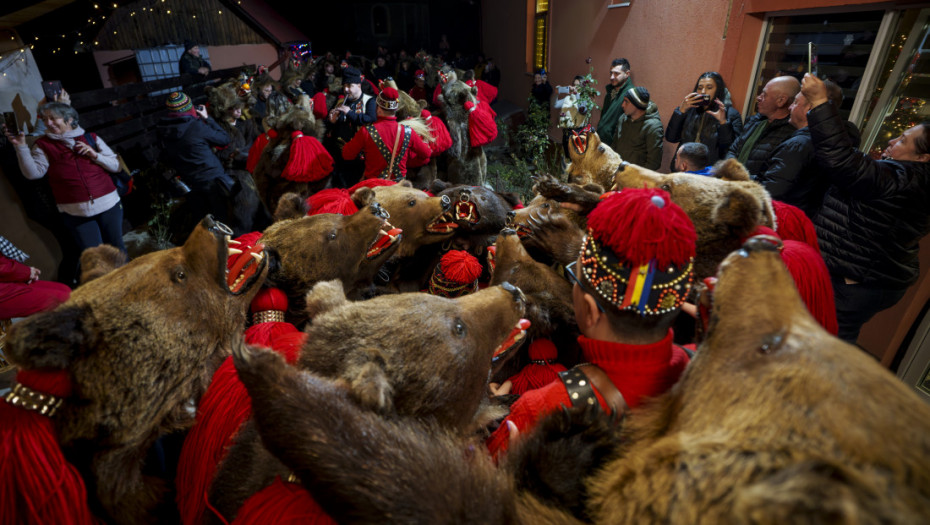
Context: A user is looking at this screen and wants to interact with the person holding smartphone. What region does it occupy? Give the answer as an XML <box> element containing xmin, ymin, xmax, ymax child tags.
<box><xmin>5</xmin><ymin>102</ymin><xmax>126</xmax><ymax>278</ymax></box>
<box><xmin>665</xmin><ymin>71</ymin><xmax>743</xmax><ymax>171</ymax></box>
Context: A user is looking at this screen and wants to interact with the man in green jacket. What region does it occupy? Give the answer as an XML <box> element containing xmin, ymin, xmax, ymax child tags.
<box><xmin>597</xmin><ymin>58</ymin><xmax>633</xmax><ymax>144</ymax></box>
<box><xmin>612</xmin><ymin>86</ymin><xmax>664</xmax><ymax>171</ymax></box>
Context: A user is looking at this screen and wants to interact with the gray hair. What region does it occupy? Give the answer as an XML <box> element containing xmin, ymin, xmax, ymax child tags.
<box><xmin>38</xmin><ymin>102</ymin><xmax>80</xmax><ymax>129</ymax></box>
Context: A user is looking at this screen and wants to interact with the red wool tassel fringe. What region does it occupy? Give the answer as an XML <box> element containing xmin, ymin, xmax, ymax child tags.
<box><xmin>464</xmin><ymin>101</ymin><xmax>498</xmax><ymax>147</ymax></box>
<box><xmin>306</xmin><ymin>189</ymin><xmax>358</xmax><ymax>216</ymax></box>
<box><xmin>586</xmin><ymin>189</ymin><xmax>696</xmax><ymax>268</ymax></box>
<box><xmin>348</xmin><ymin>178</ymin><xmax>396</xmax><ymax>194</ymax></box>
<box><xmin>780</xmin><ymin>239</ymin><xmax>838</xmax><ymax>335</ymax></box>
<box><xmin>0</xmin><ymin>369</ymin><xmax>98</xmax><ymax>525</ymax></box>
<box><xmin>246</xmin><ymin>129</ymin><xmax>277</xmax><ymax>174</ymax></box>
<box><xmin>281</xmin><ymin>132</ymin><xmax>334</xmax><ymax>182</ymax></box>
<box><xmin>439</xmin><ymin>250</ymin><xmax>483</xmax><ymax>284</ymax></box>
<box><xmin>773</xmin><ymin>200</ymin><xmax>821</xmax><ymax>254</ymax></box>
<box><xmin>230</xmin><ymin>477</ymin><xmax>336</xmax><ymax>525</ymax></box>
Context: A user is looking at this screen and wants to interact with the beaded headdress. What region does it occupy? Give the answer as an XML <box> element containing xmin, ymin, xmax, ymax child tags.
<box><xmin>579</xmin><ymin>189</ymin><xmax>696</xmax><ymax>316</ymax></box>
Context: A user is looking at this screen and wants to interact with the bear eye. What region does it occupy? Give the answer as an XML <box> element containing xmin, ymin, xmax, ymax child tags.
<box><xmin>542</xmin><ymin>202</ymin><xmax>550</xmax><ymax>208</ymax></box>
<box><xmin>452</xmin><ymin>318</ymin><xmax>467</xmax><ymax>338</ymax></box>
<box><xmin>172</xmin><ymin>267</ymin><xmax>186</xmax><ymax>283</ymax></box>
<box><xmin>327</xmin><ymin>230</ymin><xmax>337</xmax><ymax>241</ymax></box>
<box><xmin>408</xmin><ymin>199</ymin><xmax>416</xmax><ymax>207</ymax></box>
<box><xmin>661</xmin><ymin>183</ymin><xmax>672</xmax><ymax>192</ymax></box>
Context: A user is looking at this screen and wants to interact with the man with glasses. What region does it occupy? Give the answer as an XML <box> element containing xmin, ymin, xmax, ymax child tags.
<box><xmin>487</xmin><ymin>188</ymin><xmax>696</xmax><ymax>458</ymax></box>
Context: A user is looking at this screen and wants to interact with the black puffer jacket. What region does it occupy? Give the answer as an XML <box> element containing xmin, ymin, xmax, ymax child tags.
<box><xmin>665</xmin><ymin>104</ymin><xmax>743</xmax><ymax>167</ymax></box>
<box><xmin>725</xmin><ymin>113</ymin><xmax>796</xmax><ymax>178</ymax></box>
<box><xmin>810</xmin><ymin>102</ymin><xmax>930</xmax><ymax>289</ymax></box>
<box><xmin>157</xmin><ymin>114</ymin><xmax>232</xmax><ymax>190</ymax></box>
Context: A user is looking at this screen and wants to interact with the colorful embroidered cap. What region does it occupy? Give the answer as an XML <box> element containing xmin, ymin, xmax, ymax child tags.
<box><xmin>377</xmin><ymin>87</ymin><xmax>400</xmax><ymax>111</ymax></box>
<box><xmin>578</xmin><ymin>188</ymin><xmax>696</xmax><ymax>316</ymax></box>
<box><xmin>166</xmin><ymin>91</ymin><xmax>193</xmax><ymax>113</ymax></box>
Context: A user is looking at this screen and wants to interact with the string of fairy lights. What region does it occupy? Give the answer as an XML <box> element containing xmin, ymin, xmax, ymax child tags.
<box><xmin>18</xmin><ymin>0</ymin><xmax>244</xmax><ymax>56</ymax></box>
<box><xmin>0</xmin><ymin>49</ymin><xmax>28</xmax><ymax>77</ymax></box>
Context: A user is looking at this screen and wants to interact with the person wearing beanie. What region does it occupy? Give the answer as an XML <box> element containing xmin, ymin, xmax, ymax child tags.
<box><xmin>156</xmin><ymin>91</ymin><xmax>235</xmax><ymax>228</ymax></box>
<box><xmin>341</xmin><ymin>86</ymin><xmax>431</xmax><ymax>181</ymax></box>
<box><xmin>612</xmin><ymin>85</ymin><xmax>664</xmax><ymax>171</ymax></box>
<box><xmin>178</xmin><ymin>39</ymin><xmax>211</xmax><ymax>78</ymax></box>
<box><xmin>427</xmin><ymin>250</ymin><xmax>483</xmax><ymax>298</ymax></box>
<box><xmin>487</xmin><ymin>188</ymin><xmax>696</xmax><ymax>458</ymax></box>
<box><xmin>325</xmin><ymin>66</ymin><xmax>378</xmax><ymax>188</ymax></box>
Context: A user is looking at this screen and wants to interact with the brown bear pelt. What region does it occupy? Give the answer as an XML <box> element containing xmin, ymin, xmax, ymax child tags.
<box><xmin>206</xmin><ymin>281</ymin><xmax>528</xmax><ymax>523</ymax></box>
<box><xmin>358</xmin><ymin>180</ymin><xmax>455</xmax><ymax>259</ymax></box>
<box><xmin>220</xmin><ymin>236</ymin><xmax>930</xmax><ymax>524</ymax></box>
<box><xmin>4</xmin><ymin>217</ymin><xmax>269</xmax><ymax>524</ymax></box>
<box><xmin>565</xmin><ymin>130</ymin><xmax>623</xmax><ymax>190</ymax></box>
<box><xmin>78</xmin><ymin>243</ymin><xmax>128</xmax><ymax>284</ymax></box>
<box><xmin>251</xmin><ymin>106</ymin><xmax>328</xmax><ymax>209</ymax></box>
<box><xmin>537</xmin><ymin>162</ymin><xmax>774</xmax><ymax>282</ymax></box>
<box><xmin>259</xmin><ymin>192</ymin><xmax>401</xmax><ymax>322</ymax></box>
<box><xmin>438</xmin><ymin>77</ymin><xmax>487</xmax><ymax>186</ymax></box>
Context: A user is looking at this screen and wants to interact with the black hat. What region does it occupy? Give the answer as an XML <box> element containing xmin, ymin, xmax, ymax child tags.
<box><xmin>183</xmin><ymin>39</ymin><xmax>198</xmax><ymax>53</ymax></box>
<box><xmin>625</xmin><ymin>86</ymin><xmax>650</xmax><ymax>111</ymax></box>
<box><xmin>343</xmin><ymin>67</ymin><xmax>363</xmax><ymax>85</ymax></box>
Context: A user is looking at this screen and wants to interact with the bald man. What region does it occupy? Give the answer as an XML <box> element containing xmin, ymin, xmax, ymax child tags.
<box><xmin>726</xmin><ymin>75</ymin><xmax>801</xmax><ymax>180</ymax></box>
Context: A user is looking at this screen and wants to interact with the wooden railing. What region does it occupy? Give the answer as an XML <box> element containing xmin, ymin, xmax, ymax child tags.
<box><xmin>67</xmin><ymin>65</ymin><xmax>253</xmax><ymax>166</ymax></box>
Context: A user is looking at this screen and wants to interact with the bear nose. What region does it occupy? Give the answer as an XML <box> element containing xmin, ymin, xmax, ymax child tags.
<box><xmin>370</xmin><ymin>202</ymin><xmax>390</xmax><ymax>220</ymax></box>
<box><xmin>440</xmin><ymin>194</ymin><xmax>452</xmax><ymax>210</ymax></box>
<box><xmin>741</xmin><ymin>235</ymin><xmax>782</xmax><ymax>254</ymax></box>
<box><xmin>500</xmin><ymin>228</ymin><xmax>517</xmax><ymax>236</ymax></box>
<box><xmin>506</xmin><ymin>210</ymin><xmax>516</xmax><ymax>223</ymax></box>
<box><xmin>500</xmin><ymin>281</ymin><xmax>526</xmax><ymax>305</ymax></box>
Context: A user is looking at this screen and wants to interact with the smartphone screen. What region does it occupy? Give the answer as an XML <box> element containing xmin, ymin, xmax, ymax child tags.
<box><xmin>2</xmin><ymin>112</ymin><xmax>18</xmax><ymax>134</ymax></box>
<box><xmin>808</xmin><ymin>43</ymin><xmax>819</xmax><ymax>77</ymax></box>
<box><xmin>42</xmin><ymin>80</ymin><xmax>63</xmax><ymax>101</ymax></box>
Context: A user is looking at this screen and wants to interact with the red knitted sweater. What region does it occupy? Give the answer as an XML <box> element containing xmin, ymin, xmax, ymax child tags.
<box><xmin>486</xmin><ymin>330</ymin><xmax>689</xmax><ymax>458</ymax></box>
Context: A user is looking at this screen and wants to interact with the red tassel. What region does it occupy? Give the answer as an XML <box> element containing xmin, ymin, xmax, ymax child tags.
<box><xmin>176</xmin><ymin>287</ymin><xmax>302</xmax><ymax>525</ymax></box>
<box><xmin>306</xmin><ymin>189</ymin><xmax>358</xmax><ymax>216</ymax></box>
<box><xmin>348</xmin><ymin>178</ymin><xmax>396</xmax><ymax>194</ymax></box>
<box><xmin>464</xmin><ymin>101</ymin><xmax>498</xmax><ymax>147</ymax></box>
<box><xmin>0</xmin><ymin>369</ymin><xmax>98</xmax><ymax>525</ymax></box>
<box><xmin>773</xmin><ymin>200</ymin><xmax>821</xmax><ymax>254</ymax></box>
<box><xmin>587</xmin><ymin>189</ymin><xmax>696</xmax><ymax>268</ymax></box>
<box><xmin>476</xmin><ymin>80</ymin><xmax>498</xmax><ymax>105</ymax></box>
<box><xmin>281</xmin><ymin>132</ymin><xmax>334</xmax><ymax>183</ymax></box>
<box><xmin>230</xmin><ymin>478</ymin><xmax>336</xmax><ymax>525</ymax></box>
<box><xmin>528</xmin><ymin>338</ymin><xmax>557</xmax><ymax>361</ymax></box>
<box><xmin>246</xmin><ymin>129</ymin><xmax>277</xmax><ymax>174</ymax></box>
<box><xmin>311</xmin><ymin>93</ymin><xmax>328</xmax><ymax>120</ymax></box>
<box><xmin>780</xmin><ymin>239</ymin><xmax>838</xmax><ymax>335</ymax></box>
<box><xmin>440</xmin><ymin>250</ymin><xmax>482</xmax><ymax>284</ymax></box>
<box><xmin>422</xmin><ymin>110</ymin><xmax>452</xmax><ymax>157</ymax></box>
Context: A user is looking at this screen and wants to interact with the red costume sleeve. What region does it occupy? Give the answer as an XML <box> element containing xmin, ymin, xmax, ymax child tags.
<box><xmin>342</xmin><ymin>126</ymin><xmax>369</xmax><ymax>161</ymax></box>
<box><xmin>0</xmin><ymin>256</ymin><xmax>31</xmax><ymax>283</ymax></box>
<box><xmin>407</xmin><ymin>130</ymin><xmax>433</xmax><ymax>168</ymax></box>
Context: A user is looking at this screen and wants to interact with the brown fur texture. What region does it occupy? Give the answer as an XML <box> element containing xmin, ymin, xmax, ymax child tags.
<box><xmin>565</xmin><ymin>131</ymin><xmax>623</xmax><ymax>190</ymax></box>
<box><xmin>78</xmin><ymin>244</ymin><xmax>128</xmax><ymax>284</ymax></box>
<box><xmin>5</xmin><ymin>217</ymin><xmax>268</xmax><ymax>524</ymax></box>
<box><xmin>438</xmin><ymin>76</ymin><xmax>488</xmax><ymax>186</ymax></box>
<box><xmin>361</xmin><ymin>180</ymin><xmax>454</xmax><ymax>258</ymax></box>
<box><xmin>251</xmin><ymin>107</ymin><xmax>328</xmax><ymax>208</ymax></box>
<box><xmin>259</xmin><ymin>196</ymin><xmax>400</xmax><ymax>321</ymax></box>
<box><xmin>230</xmin><ymin>236</ymin><xmax>930</xmax><ymax>523</ymax></box>
<box><xmin>207</xmin><ymin>281</ymin><xmax>527</xmax><ymax>522</ymax></box>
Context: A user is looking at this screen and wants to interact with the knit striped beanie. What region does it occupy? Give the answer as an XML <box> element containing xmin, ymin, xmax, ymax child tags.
<box><xmin>625</xmin><ymin>86</ymin><xmax>649</xmax><ymax>110</ymax></box>
<box><xmin>166</xmin><ymin>91</ymin><xmax>193</xmax><ymax>113</ymax></box>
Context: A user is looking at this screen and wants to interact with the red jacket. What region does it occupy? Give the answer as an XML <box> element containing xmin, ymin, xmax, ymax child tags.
<box><xmin>35</xmin><ymin>135</ymin><xmax>116</xmax><ymax>205</ymax></box>
<box><xmin>342</xmin><ymin>116</ymin><xmax>431</xmax><ymax>180</ymax></box>
<box><xmin>486</xmin><ymin>331</ymin><xmax>689</xmax><ymax>458</ymax></box>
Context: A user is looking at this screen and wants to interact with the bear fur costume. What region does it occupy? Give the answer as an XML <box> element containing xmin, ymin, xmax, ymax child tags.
<box><xmin>251</xmin><ymin>106</ymin><xmax>329</xmax><ymax>210</ymax></box>
<box><xmin>215</xmin><ymin>235</ymin><xmax>930</xmax><ymax>523</ymax></box>
<box><xmin>205</xmin><ymin>280</ymin><xmax>529</xmax><ymax>523</ymax></box>
<box><xmin>260</xmin><ymin>189</ymin><xmax>401</xmax><ymax>322</ymax></box>
<box><xmin>535</xmin><ymin>162</ymin><xmax>774</xmax><ymax>282</ymax></box>
<box><xmin>357</xmin><ymin>180</ymin><xmax>455</xmax><ymax>259</ymax></box>
<box><xmin>565</xmin><ymin>130</ymin><xmax>623</xmax><ymax>190</ymax></box>
<box><xmin>3</xmin><ymin>217</ymin><xmax>269</xmax><ymax>524</ymax></box>
<box><xmin>438</xmin><ymin>76</ymin><xmax>488</xmax><ymax>186</ymax></box>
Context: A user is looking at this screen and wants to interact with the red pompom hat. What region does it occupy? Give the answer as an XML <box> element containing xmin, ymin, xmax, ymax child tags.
<box><xmin>428</xmin><ymin>250</ymin><xmax>483</xmax><ymax>297</ymax></box>
<box><xmin>376</xmin><ymin>86</ymin><xmax>400</xmax><ymax>111</ymax></box>
<box><xmin>580</xmin><ymin>189</ymin><xmax>696</xmax><ymax>316</ymax></box>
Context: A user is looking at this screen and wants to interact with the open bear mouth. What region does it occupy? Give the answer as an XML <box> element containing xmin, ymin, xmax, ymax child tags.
<box><xmin>426</xmin><ymin>211</ymin><xmax>459</xmax><ymax>234</ymax></box>
<box><xmin>486</xmin><ymin>245</ymin><xmax>496</xmax><ymax>273</ymax></box>
<box><xmin>226</xmin><ymin>237</ymin><xmax>266</xmax><ymax>294</ymax></box>
<box><xmin>571</xmin><ymin>131</ymin><xmax>588</xmax><ymax>155</ymax></box>
<box><xmin>514</xmin><ymin>223</ymin><xmax>533</xmax><ymax>238</ymax></box>
<box><xmin>367</xmin><ymin>220</ymin><xmax>403</xmax><ymax>260</ymax></box>
<box><xmin>453</xmin><ymin>200</ymin><xmax>480</xmax><ymax>224</ymax></box>
<box><xmin>492</xmin><ymin>318</ymin><xmax>531</xmax><ymax>361</ymax></box>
